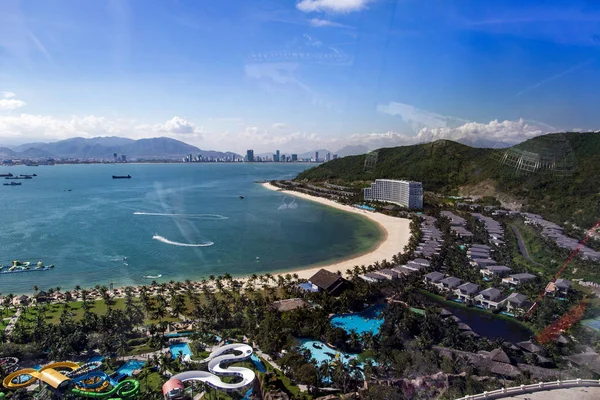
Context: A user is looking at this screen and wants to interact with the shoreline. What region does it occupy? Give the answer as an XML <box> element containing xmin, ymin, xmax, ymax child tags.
<box><xmin>260</xmin><ymin>182</ymin><xmax>411</xmax><ymax>280</ymax></box>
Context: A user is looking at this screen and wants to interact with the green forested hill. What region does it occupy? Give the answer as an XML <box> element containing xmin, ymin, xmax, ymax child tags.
<box><xmin>296</xmin><ymin>132</ymin><xmax>600</xmax><ymax>229</ymax></box>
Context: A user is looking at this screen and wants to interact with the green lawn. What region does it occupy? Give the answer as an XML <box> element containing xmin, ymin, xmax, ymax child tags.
<box><xmin>18</xmin><ymin>298</ymin><xmax>179</xmax><ymax>327</ymax></box>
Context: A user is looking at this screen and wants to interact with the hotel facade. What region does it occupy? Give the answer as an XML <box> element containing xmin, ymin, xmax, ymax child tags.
<box><xmin>364</xmin><ymin>179</ymin><xmax>423</xmax><ymax>209</ymax></box>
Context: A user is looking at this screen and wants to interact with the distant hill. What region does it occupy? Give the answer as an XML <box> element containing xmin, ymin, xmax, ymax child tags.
<box><xmin>0</xmin><ymin>147</ymin><xmax>17</xmax><ymax>158</ymax></box>
<box><xmin>298</xmin><ymin>149</ymin><xmax>332</xmax><ymax>159</ymax></box>
<box><xmin>296</xmin><ymin>132</ymin><xmax>600</xmax><ymax>230</ymax></box>
<box><xmin>4</xmin><ymin>136</ymin><xmax>240</xmax><ymax>160</ymax></box>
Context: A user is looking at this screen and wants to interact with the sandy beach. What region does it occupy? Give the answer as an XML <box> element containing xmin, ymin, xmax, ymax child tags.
<box><xmin>262</xmin><ymin>182</ymin><xmax>411</xmax><ymax>280</ymax></box>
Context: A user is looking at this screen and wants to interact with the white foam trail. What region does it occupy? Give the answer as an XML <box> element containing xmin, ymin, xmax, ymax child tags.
<box><xmin>134</xmin><ymin>212</ymin><xmax>228</xmax><ymax>220</ymax></box>
<box><xmin>152</xmin><ymin>235</ymin><xmax>214</xmax><ymax>247</ymax></box>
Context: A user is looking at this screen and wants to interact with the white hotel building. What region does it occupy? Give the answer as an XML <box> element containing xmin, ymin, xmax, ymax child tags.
<box><xmin>364</xmin><ymin>179</ymin><xmax>423</xmax><ymax>209</ymax></box>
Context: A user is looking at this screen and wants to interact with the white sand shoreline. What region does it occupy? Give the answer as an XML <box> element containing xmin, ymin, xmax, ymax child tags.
<box><xmin>261</xmin><ymin>182</ymin><xmax>411</xmax><ymax>280</ymax></box>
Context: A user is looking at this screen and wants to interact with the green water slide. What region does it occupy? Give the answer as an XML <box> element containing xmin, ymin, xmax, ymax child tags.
<box><xmin>71</xmin><ymin>379</ymin><xmax>140</xmax><ymax>399</ymax></box>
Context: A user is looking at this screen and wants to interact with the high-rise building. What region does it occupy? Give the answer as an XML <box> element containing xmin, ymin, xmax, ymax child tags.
<box><xmin>332</xmin><ymin>154</ymin><xmax>338</xmax><ymax>160</ymax></box>
<box><xmin>315</xmin><ymin>151</ymin><xmax>319</xmax><ymax>162</ymax></box>
<box><xmin>246</xmin><ymin>150</ymin><xmax>254</xmax><ymax>162</ymax></box>
<box><xmin>275</xmin><ymin>150</ymin><xmax>280</xmax><ymax>162</ymax></box>
<box><xmin>326</xmin><ymin>153</ymin><xmax>331</xmax><ymax>162</ymax></box>
<box><xmin>121</xmin><ymin>155</ymin><xmax>127</xmax><ymax>162</ymax></box>
<box><xmin>364</xmin><ymin>179</ymin><xmax>423</xmax><ymax>209</ymax></box>
<box><xmin>291</xmin><ymin>154</ymin><xmax>298</xmax><ymax>162</ymax></box>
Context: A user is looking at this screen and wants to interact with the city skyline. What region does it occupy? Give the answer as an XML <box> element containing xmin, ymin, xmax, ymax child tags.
<box><xmin>1</xmin><ymin>1</ymin><xmax>600</xmax><ymax>153</ymax></box>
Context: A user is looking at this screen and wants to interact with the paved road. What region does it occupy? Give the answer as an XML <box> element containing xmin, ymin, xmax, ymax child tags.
<box><xmin>510</xmin><ymin>224</ymin><xmax>544</xmax><ymax>267</ymax></box>
<box><xmin>500</xmin><ymin>386</ymin><xmax>600</xmax><ymax>400</ymax></box>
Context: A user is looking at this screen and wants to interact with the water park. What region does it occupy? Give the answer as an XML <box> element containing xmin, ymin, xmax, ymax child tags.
<box><xmin>2</xmin><ymin>359</ymin><xmax>140</xmax><ymax>399</ymax></box>
<box><xmin>163</xmin><ymin>343</ymin><xmax>256</xmax><ymax>399</ymax></box>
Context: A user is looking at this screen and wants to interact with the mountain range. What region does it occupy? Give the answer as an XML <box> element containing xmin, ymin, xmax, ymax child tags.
<box><xmin>0</xmin><ymin>137</ymin><xmax>240</xmax><ymax>160</ymax></box>
<box><xmin>296</xmin><ymin>132</ymin><xmax>600</xmax><ymax>231</ymax></box>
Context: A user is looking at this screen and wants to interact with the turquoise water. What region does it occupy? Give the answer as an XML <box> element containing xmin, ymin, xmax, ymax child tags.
<box><xmin>299</xmin><ymin>339</ymin><xmax>359</xmax><ymax>365</ymax></box>
<box><xmin>250</xmin><ymin>354</ymin><xmax>267</xmax><ymax>372</ymax></box>
<box><xmin>0</xmin><ymin>164</ymin><xmax>382</xmax><ymax>294</ymax></box>
<box><xmin>330</xmin><ymin>304</ymin><xmax>385</xmax><ymax>336</ymax></box>
<box><xmin>169</xmin><ymin>342</ymin><xmax>193</xmax><ymax>359</ymax></box>
<box><xmin>116</xmin><ymin>360</ymin><xmax>145</xmax><ymax>376</ymax></box>
<box><xmin>355</xmin><ymin>205</ymin><xmax>375</xmax><ymax>211</ymax></box>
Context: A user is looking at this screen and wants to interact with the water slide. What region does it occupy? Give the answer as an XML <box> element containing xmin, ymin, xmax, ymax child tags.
<box><xmin>170</xmin><ymin>343</ymin><xmax>256</xmax><ymax>392</ymax></box>
<box><xmin>2</xmin><ymin>362</ymin><xmax>139</xmax><ymax>399</ymax></box>
<box><xmin>71</xmin><ymin>379</ymin><xmax>140</xmax><ymax>399</ymax></box>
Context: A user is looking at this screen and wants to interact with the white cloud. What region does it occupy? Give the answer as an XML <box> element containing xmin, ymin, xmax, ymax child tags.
<box><xmin>162</xmin><ymin>116</ymin><xmax>203</xmax><ymax>135</ymax></box>
<box><xmin>297</xmin><ymin>0</ymin><xmax>375</xmax><ymax>14</ymax></box>
<box><xmin>309</xmin><ymin>18</ymin><xmax>348</xmax><ymax>28</ymax></box>
<box><xmin>303</xmin><ymin>33</ymin><xmax>323</xmax><ymax>47</ymax></box>
<box><xmin>0</xmin><ymin>98</ymin><xmax>26</xmax><ymax>110</ymax></box>
<box><xmin>416</xmin><ymin>118</ymin><xmax>547</xmax><ymax>146</ymax></box>
<box><xmin>0</xmin><ymin>91</ymin><xmax>26</xmax><ymax>110</ymax></box>
<box><xmin>377</xmin><ymin>101</ymin><xmax>469</xmax><ymax>131</ymax></box>
<box><xmin>0</xmin><ymin>114</ymin><xmax>204</xmax><ymax>143</ymax></box>
<box><xmin>271</xmin><ymin>123</ymin><xmax>287</xmax><ymax>130</ymax></box>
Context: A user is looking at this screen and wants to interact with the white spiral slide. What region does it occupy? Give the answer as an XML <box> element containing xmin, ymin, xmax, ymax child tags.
<box><xmin>171</xmin><ymin>344</ymin><xmax>256</xmax><ymax>393</ymax></box>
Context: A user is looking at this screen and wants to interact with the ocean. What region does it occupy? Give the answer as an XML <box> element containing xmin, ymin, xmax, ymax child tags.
<box><xmin>0</xmin><ymin>163</ymin><xmax>382</xmax><ymax>294</ymax></box>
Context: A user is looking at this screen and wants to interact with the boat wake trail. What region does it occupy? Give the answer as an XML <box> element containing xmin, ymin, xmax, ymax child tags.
<box><xmin>134</xmin><ymin>212</ymin><xmax>228</xmax><ymax>220</ymax></box>
<box><xmin>152</xmin><ymin>235</ymin><xmax>214</xmax><ymax>247</ymax></box>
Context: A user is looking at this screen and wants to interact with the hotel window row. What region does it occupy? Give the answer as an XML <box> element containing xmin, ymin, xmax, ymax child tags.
<box><xmin>364</xmin><ymin>179</ymin><xmax>423</xmax><ymax>209</ymax></box>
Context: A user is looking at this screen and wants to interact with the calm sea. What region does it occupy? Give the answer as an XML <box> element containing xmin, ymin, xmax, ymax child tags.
<box><xmin>0</xmin><ymin>163</ymin><xmax>382</xmax><ymax>294</ymax></box>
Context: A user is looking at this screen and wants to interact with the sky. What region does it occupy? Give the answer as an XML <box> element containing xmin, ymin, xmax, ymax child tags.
<box><xmin>1</xmin><ymin>0</ymin><xmax>600</xmax><ymax>153</ymax></box>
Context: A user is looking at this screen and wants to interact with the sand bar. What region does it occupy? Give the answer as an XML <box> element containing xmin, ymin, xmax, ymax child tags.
<box><xmin>262</xmin><ymin>182</ymin><xmax>411</xmax><ymax>280</ymax></box>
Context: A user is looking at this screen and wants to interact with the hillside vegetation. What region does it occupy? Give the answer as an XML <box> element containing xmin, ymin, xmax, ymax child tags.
<box><xmin>296</xmin><ymin>132</ymin><xmax>600</xmax><ymax>230</ymax></box>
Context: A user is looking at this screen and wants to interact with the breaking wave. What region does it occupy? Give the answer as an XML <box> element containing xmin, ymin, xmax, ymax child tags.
<box><xmin>152</xmin><ymin>235</ymin><xmax>214</xmax><ymax>247</ymax></box>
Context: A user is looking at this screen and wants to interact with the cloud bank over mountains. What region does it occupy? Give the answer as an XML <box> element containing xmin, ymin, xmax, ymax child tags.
<box><xmin>0</xmin><ymin>91</ymin><xmax>559</xmax><ymax>153</ymax></box>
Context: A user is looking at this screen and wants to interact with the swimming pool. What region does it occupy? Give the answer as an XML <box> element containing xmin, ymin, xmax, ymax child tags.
<box><xmin>116</xmin><ymin>360</ymin><xmax>145</xmax><ymax>376</ymax></box>
<box><xmin>165</xmin><ymin>332</ymin><xmax>195</xmax><ymax>338</ymax></box>
<box><xmin>330</xmin><ymin>304</ymin><xmax>385</xmax><ymax>336</ymax></box>
<box><xmin>170</xmin><ymin>342</ymin><xmax>193</xmax><ymax>359</ymax></box>
<box><xmin>87</xmin><ymin>356</ymin><xmax>104</xmax><ymax>363</ymax></box>
<box><xmin>299</xmin><ymin>339</ymin><xmax>359</xmax><ymax>365</ymax></box>
<box><xmin>354</xmin><ymin>204</ymin><xmax>376</xmax><ymax>211</ymax></box>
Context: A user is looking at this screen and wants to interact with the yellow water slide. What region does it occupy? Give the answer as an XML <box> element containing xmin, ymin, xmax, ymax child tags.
<box><xmin>3</xmin><ymin>362</ymin><xmax>79</xmax><ymax>393</ymax></box>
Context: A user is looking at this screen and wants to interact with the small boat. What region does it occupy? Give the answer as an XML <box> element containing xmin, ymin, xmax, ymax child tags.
<box><xmin>19</xmin><ymin>174</ymin><xmax>37</xmax><ymax>177</ymax></box>
<box><xmin>143</xmin><ymin>274</ymin><xmax>162</xmax><ymax>279</ymax></box>
<box><xmin>0</xmin><ymin>173</ymin><xmax>13</xmax><ymax>177</ymax></box>
<box><xmin>112</xmin><ymin>175</ymin><xmax>131</xmax><ymax>179</ymax></box>
<box><xmin>239</xmin><ymin>196</ymin><xmax>244</xmax><ymax>199</ymax></box>
<box><xmin>3</xmin><ymin>182</ymin><xmax>21</xmax><ymax>186</ymax></box>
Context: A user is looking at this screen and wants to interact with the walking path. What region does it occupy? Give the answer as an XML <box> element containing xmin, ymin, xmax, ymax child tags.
<box><xmin>4</xmin><ymin>308</ymin><xmax>22</xmax><ymax>336</ymax></box>
<box><xmin>510</xmin><ymin>224</ymin><xmax>544</xmax><ymax>267</ymax></box>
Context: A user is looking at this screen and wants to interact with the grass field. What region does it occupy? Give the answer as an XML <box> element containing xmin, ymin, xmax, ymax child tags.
<box><xmin>18</xmin><ymin>298</ymin><xmax>179</xmax><ymax>327</ymax></box>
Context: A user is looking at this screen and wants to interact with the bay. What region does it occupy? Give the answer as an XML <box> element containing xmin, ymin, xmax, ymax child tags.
<box><xmin>0</xmin><ymin>163</ymin><xmax>382</xmax><ymax>294</ymax></box>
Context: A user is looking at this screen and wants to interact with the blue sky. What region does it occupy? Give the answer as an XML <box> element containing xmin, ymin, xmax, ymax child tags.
<box><xmin>1</xmin><ymin>0</ymin><xmax>599</xmax><ymax>153</ymax></box>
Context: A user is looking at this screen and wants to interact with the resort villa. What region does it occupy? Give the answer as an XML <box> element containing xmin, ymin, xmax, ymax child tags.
<box><xmin>545</xmin><ymin>278</ymin><xmax>572</xmax><ymax>297</ymax></box>
<box><xmin>454</xmin><ymin>282</ymin><xmax>480</xmax><ymax>302</ymax></box>
<box><xmin>474</xmin><ymin>287</ymin><xmax>506</xmax><ymax>310</ymax></box>
<box><xmin>435</xmin><ymin>277</ymin><xmax>463</xmax><ymax>292</ymax></box>
<box><xmin>502</xmin><ymin>273</ymin><xmax>537</xmax><ymax>286</ymax></box>
<box><xmin>504</xmin><ymin>293</ymin><xmax>533</xmax><ymax>316</ymax></box>
<box><xmin>481</xmin><ymin>265</ymin><xmax>512</xmax><ymax>278</ymax></box>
